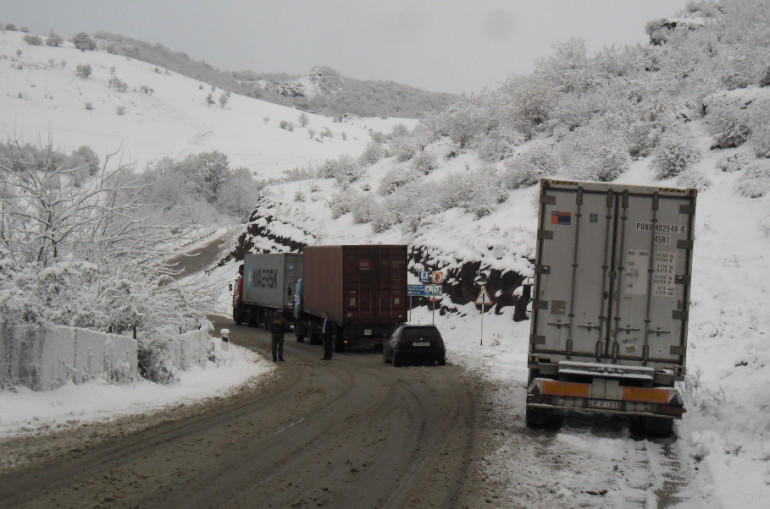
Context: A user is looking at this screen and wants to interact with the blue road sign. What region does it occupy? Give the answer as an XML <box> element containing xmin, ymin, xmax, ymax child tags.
<box><xmin>408</xmin><ymin>284</ymin><xmax>442</xmax><ymax>297</ymax></box>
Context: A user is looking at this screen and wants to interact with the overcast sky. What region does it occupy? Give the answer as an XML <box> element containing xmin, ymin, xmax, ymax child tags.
<box><xmin>2</xmin><ymin>0</ymin><xmax>691</xmax><ymax>94</ymax></box>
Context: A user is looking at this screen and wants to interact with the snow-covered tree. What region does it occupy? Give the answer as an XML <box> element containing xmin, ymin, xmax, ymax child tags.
<box><xmin>216</xmin><ymin>167</ymin><xmax>260</xmax><ymax>221</ymax></box>
<box><xmin>45</xmin><ymin>30</ymin><xmax>62</xmax><ymax>47</ymax></box>
<box><xmin>0</xmin><ymin>141</ymin><xmax>212</xmax><ymax>336</ymax></box>
<box><xmin>72</xmin><ymin>32</ymin><xmax>96</xmax><ymax>51</ymax></box>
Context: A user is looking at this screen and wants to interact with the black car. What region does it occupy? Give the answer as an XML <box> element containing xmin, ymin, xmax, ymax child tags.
<box><xmin>383</xmin><ymin>324</ymin><xmax>446</xmax><ymax>366</ymax></box>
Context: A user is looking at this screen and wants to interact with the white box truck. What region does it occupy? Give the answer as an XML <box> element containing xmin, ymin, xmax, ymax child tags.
<box><xmin>526</xmin><ymin>179</ymin><xmax>697</xmax><ymax>436</ymax></box>
<box><xmin>232</xmin><ymin>253</ymin><xmax>303</xmax><ymax>328</ymax></box>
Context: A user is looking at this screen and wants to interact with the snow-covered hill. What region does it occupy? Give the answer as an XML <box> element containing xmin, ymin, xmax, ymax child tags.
<box><xmin>0</xmin><ymin>30</ymin><xmax>416</xmax><ymax>176</ymax></box>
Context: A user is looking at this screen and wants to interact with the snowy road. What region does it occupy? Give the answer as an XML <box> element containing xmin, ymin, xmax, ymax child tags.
<box><xmin>0</xmin><ymin>316</ymin><xmax>704</xmax><ymax>508</ymax></box>
<box><xmin>0</xmin><ymin>320</ymin><xmax>491</xmax><ymax>508</ymax></box>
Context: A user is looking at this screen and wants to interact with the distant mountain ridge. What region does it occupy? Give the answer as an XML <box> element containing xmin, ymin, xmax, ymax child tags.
<box><xmin>94</xmin><ymin>32</ymin><xmax>459</xmax><ymax>118</ymax></box>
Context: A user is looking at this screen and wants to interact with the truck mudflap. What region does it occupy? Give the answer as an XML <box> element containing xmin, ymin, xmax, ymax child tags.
<box><xmin>526</xmin><ymin>378</ymin><xmax>685</xmax><ymax>419</ymax></box>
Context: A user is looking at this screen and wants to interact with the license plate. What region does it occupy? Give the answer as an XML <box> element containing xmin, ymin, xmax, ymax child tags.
<box><xmin>363</xmin><ymin>329</ymin><xmax>372</xmax><ymax>336</ymax></box>
<box><xmin>587</xmin><ymin>399</ymin><xmax>621</xmax><ymax>410</ymax></box>
<box><xmin>412</xmin><ymin>341</ymin><xmax>430</xmax><ymax>347</ymax></box>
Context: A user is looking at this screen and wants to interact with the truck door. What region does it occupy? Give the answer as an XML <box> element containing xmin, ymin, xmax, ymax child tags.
<box><xmin>531</xmin><ymin>182</ymin><xmax>695</xmax><ymax>368</ymax></box>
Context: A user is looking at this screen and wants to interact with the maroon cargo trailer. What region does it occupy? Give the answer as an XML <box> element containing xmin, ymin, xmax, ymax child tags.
<box><xmin>295</xmin><ymin>245</ymin><xmax>407</xmax><ymax>352</ymax></box>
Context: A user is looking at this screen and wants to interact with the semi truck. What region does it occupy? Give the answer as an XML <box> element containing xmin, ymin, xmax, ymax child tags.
<box><xmin>232</xmin><ymin>253</ymin><xmax>303</xmax><ymax>328</ymax></box>
<box><xmin>526</xmin><ymin>179</ymin><xmax>697</xmax><ymax>436</ymax></box>
<box><xmin>293</xmin><ymin>245</ymin><xmax>408</xmax><ymax>352</ymax></box>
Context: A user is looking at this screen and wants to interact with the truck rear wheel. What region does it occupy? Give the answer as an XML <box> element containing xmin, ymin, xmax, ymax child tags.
<box><xmin>333</xmin><ymin>327</ymin><xmax>345</xmax><ymax>353</ymax></box>
<box><xmin>247</xmin><ymin>309</ymin><xmax>257</xmax><ymax>327</ymax></box>
<box><xmin>308</xmin><ymin>319</ymin><xmax>320</xmax><ymax>345</ymax></box>
<box><xmin>645</xmin><ymin>416</ymin><xmax>674</xmax><ymax>437</ymax></box>
<box><xmin>526</xmin><ymin>407</ymin><xmax>564</xmax><ymax>429</ymax></box>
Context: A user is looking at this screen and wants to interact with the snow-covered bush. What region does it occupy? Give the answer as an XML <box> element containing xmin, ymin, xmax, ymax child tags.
<box><xmin>75</xmin><ymin>63</ymin><xmax>92</xmax><ymax>79</ymax></box>
<box><xmin>390</xmin><ymin>132</ymin><xmax>421</xmax><ymax>162</ymax></box>
<box><xmin>329</xmin><ymin>187</ymin><xmax>363</xmax><ymax>218</ymax></box>
<box><xmin>559</xmin><ymin>125</ymin><xmax>630</xmax><ymax>182</ymax></box>
<box><xmin>45</xmin><ymin>30</ymin><xmax>62</xmax><ymax>47</ymax></box>
<box><xmin>72</xmin><ymin>32</ymin><xmax>96</xmax><ymax>51</ymax></box>
<box><xmin>704</xmin><ymin>93</ymin><xmax>752</xmax><ymax>149</ymax></box>
<box><xmin>426</xmin><ymin>95</ymin><xmax>497</xmax><ymax>148</ymax></box>
<box><xmin>653</xmin><ymin>125</ymin><xmax>701</xmax><ymax>179</ymax></box>
<box><xmin>437</xmin><ymin>169</ymin><xmax>507</xmax><ymax>218</ymax></box>
<box><xmin>748</xmin><ymin>96</ymin><xmax>770</xmax><ymax>158</ymax></box>
<box><xmin>370</xmin><ymin>182</ymin><xmax>438</xmax><ymax>233</ymax></box>
<box><xmin>318</xmin><ymin>155</ymin><xmax>363</xmax><ymax>184</ymax></box>
<box><xmin>734</xmin><ymin>160</ymin><xmax>770</xmax><ymax>198</ymax></box>
<box><xmin>351</xmin><ymin>195</ymin><xmax>377</xmax><ymax>225</ymax></box>
<box><xmin>676</xmin><ymin>170</ymin><xmax>712</xmax><ymax>191</ymax></box>
<box><xmin>503</xmin><ymin>143</ymin><xmax>559</xmax><ymax>189</ymax></box>
<box><xmin>23</xmin><ymin>34</ymin><xmax>41</xmax><ymax>46</ymax></box>
<box><xmin>358</xmin><ymin>141</ymin><xmax>385</xmax><ymax>166</ymax></box>
<box><xmin>475</xmin><ymin>128</ymin><xmax>523</xmax><ymax>163</ymax></box>
<box><xmin>717</xmin><ymin>151</ymin><xmax>751</xmax><ymax>173</ymax></box>
<box><xmin>378</xmin><ymin>166</ymin><xmax>418</xmax><ymax>195</ymax></box>
<box><xmin>282</xmin><ymin>166</ymin><xmax>317</xmax><ymax>181</ymax></box>
<box><xmin>412</xmin><ymin>150</ymin><xmax>438</xmax><ymax>175</ymax></box>
<box><xmin>750</xmin><ymin>123</ymin><xmax>770</xmax><ymax>159</ymax></box>
<box><xmin>108</xmin><ymin>75</ymin><xmax>128</xmax><ymax>92</ymax></box>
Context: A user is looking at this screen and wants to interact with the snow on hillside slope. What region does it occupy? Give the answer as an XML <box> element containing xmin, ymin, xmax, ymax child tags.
<box><xmin>0</xmin><ymin>30</ymin><xmax>415</xmax><ymax>176</ymax></box>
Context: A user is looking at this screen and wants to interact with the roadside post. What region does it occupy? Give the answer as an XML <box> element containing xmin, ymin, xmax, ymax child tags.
<box><xmin>475</xmin><ymin>286</ymin><xmax>493</xmax><ymax>346</ymax></box>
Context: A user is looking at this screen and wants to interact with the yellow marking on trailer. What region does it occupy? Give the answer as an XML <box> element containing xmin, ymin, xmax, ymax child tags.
<box><xmin>542</xmin><ymin>380</ymin><xmax>590</xmax><ymax>398</ymax></box>
<box><xmin>622</xmin><ymin>387</ymin><xmax>671</xmax><ymax>403</ymax></box>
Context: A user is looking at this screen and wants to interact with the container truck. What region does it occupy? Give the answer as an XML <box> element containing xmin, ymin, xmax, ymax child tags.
<box><xmin>232</xmin><ymin>253</ymin><xmax>303</xmax><ymax>328</ymax></box>
<box><xmin>526</xmin><ymin>179</ymin><xmax>697</xmax><ymax>436</ymax></box>
<box><xmin>294</xmin><ymin>245</ymin><xmax>408</xmax><ymax>352</ymax></box>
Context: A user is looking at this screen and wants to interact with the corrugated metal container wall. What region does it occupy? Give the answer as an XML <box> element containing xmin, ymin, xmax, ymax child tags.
<box><xmin>303</xmin><ymin>246</ymin><xmax>344</xmax><ymax>320</ymax></box>
<box><xmin>242</xmin><ymin>253</ymin><xmax>303</xmax><ymax>308</ymax></box>
<box><xmin>530</xmin><ymin>180</ymin><xmax>696</xmax><ymax>373</ymax></box>
<box><xmin>304</xmin><ymin>245</ymin><xmax>407</xmax><ymax>324</ymax></box>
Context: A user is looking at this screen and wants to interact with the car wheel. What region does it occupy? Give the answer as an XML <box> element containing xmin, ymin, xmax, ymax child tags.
<box><xmin>392</xmin><ymin>352</ymin><xmax>400</xmax><ymax>367</ymax></box>
<box><xmin>437</xmin><ymin>356</ymin><xmax>446</xmax><ymax>366</ymax></box>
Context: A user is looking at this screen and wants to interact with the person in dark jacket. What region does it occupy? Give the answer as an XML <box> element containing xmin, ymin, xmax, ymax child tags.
<box><xmin>269</xmin><ymin>310</ymin><xmax>289</xmax><ymax>362</ymax></box>
<box><xmin>321</xmin><ymin>311</ymin><xmax>332</xmax><ymax>360</ymax></box>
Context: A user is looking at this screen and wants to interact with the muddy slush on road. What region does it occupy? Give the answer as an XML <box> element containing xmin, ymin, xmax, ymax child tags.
<box><xmin>0</xmin><ymin>316</ymin><xmax>506</xmax><ymax>508</ymax></box>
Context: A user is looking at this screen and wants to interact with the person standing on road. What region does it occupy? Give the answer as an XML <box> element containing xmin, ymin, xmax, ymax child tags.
<box><xmin>270</xmin><ymin>310</ymin><xmax>289</xmax><ymax>362</ymax></box>
<box><xmin>321</xmin><ymin>311</ymin><xmax>333</xmax><ymax>360</ymax></box>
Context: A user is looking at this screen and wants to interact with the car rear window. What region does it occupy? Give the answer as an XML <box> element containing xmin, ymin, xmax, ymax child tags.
<box><xmin>401</xmin><ymin>327</ymin><xmax>441</xmax><ymax>342</ymax></box>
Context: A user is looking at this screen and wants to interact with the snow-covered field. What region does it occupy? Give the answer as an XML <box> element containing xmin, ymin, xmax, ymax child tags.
<box><xmin>1</xmin><ymin>27</ymin><xmax>769</xmax><ymax>507</ymax></box>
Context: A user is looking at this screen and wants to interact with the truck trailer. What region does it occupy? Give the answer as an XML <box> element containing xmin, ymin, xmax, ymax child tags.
<box><xmin>526</xmin><ymin>179</ymin><xmax>697</xmax><ymax>436</ymax></box>
<box><xmin>294</xmin><ymin>245</ymin><xmax>408</xmax><ymax>352</ymax></box>
<box><xmin>232</xmin><ymin>253</ymin><xmax>303</xmax><ymax>328</ymax></box>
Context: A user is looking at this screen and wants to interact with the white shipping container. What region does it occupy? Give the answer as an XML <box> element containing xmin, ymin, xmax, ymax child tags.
<box><xmin>526</xmin><ymin>179</ymin><xmax>697</xmax><ymax>435</ymax></box>
<box><xmin>242</xmin><ymin>253</ymin><xmax>303</xmax><ymax>310</ymax></box>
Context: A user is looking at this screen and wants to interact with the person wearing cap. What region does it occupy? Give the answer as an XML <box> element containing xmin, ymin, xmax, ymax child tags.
<box><xmin>269</xmin><ymin>310</ymin><xmax>289</xmax><ymax>362</ymax></box>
